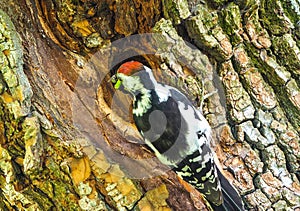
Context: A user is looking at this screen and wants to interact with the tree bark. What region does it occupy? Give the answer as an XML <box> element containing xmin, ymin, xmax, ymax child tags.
<box><xmin>0</xmin><ymin>0</ymin><xmax>299</xmax><ymax>210</ymax></box>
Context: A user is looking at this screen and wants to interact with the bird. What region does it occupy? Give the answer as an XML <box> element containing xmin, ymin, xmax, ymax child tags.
<box><xmin>111</xmin><ymin>61</ymin><xmax>245</xmax><ymax>211</ymax></box>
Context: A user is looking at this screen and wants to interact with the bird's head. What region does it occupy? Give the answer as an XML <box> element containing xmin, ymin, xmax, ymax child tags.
<box><xmin>111</xmin><ymin>61</ymin><xmax>155</xmax><ymax>116</ymax></box>
<box><xmin>111</xmin><ymin>61</ymin><xmax>152</xmax><ymax>94</ymax></box>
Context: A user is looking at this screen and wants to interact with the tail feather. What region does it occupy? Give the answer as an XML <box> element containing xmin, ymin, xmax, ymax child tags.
<box><xmin>211</xmin><ymin>168</ymin><xmax>245</xmax><ymax>211</ymax></box>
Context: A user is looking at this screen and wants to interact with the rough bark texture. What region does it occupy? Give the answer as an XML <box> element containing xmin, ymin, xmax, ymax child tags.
<box><xmin>0</xmin><ymin>0</ymin><xmax>299</xmax><ymax>210</ymax></box>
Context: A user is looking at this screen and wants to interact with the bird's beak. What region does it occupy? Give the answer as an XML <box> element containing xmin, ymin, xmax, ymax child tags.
<box><xmin>109</xmin><ymin>75</ymin><xmax>122</xmax><ymax>89</ymax></box>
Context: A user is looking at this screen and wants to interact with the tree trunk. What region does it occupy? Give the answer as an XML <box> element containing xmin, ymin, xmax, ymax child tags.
<box><xmin>0</xmin><ymin>0</ymin><xmax>299</xmax><ymax>210</ymax></box>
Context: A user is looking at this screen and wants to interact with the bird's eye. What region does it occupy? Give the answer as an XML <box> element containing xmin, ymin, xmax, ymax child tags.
<box><xmin>110</xmin><ymin>75</ymin><xmax>118</xmax><ymax>83</ymax></box>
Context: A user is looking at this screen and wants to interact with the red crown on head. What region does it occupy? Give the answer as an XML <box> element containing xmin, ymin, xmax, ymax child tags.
<box><xmin>117</xmin><ymin>61</ymin><xmax>144</xmax><ymax>76</ymax></box>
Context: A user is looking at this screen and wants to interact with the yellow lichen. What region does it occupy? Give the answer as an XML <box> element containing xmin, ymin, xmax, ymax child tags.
<box><xmin>1</xmin><ymin>91</ymin><xmax>14</xmax><ymax>103</ymax></box>
<box><xmin>71</xmin><ymin>20</ymin><xmax>94</xmax><ymax>37</ymax></box>
<box><xmin>69</xmin><ymin>156</ymin><xmax>91</xmax><ymax>185</ymax></box>
<box><xmin>137</xmin><ymin>184</ymin><xmax>171</xmax><ymax>211</ymax></box>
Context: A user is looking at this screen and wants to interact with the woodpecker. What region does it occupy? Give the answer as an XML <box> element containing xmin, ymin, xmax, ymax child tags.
<box><xmin>111</xmin><ymin>61</ymin><xmax>244</xmax><ymax>211</ymax></box>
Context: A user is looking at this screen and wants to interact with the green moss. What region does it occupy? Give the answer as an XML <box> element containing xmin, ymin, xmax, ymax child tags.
<box><xmin>46</xmin><ymin>157</ymin><xmax>65</xmax><ymax>180</ymax></box>
<box><xmin>56</xmin><ymin>0</ymin><xmax>76</xmax><ymax>24</ymax></box>
<box><xmin>0</xmin><ymin>9</ymin><xmax>32</xmax><ymax>120</ymax></box>
<box><xmin>22</xmin><ymin>187</ymin><xmax>53</xmax><ymax>210</ymax></box>
<box><xmin>0</xmin><ymin>9</ymin><xmax>93</xmax><ymax>209</ymax></box>
<box><xmin>5</xmin><ymin>101</ymin><xmax>24</xmax><ymax>120</ymax></box>
<box><xmin>280</xmin><ymin>0</ymin><xmax>300</xmax><ymax>26</ymax></box>
<box><xmin>0</xmin><ymin>146</ymin><xmax>14</xmax><ymax>182</ymax></box>
<box><xmin>260</xmin><ymin>0</ymin><xmax>293</xmax><ymax>35</ymax></box>
<box><xmin>162</xmin><ymin>0</ymin><xmax>191</xmax><ymax>24</ymax></box>
<box><xmin>242</xmin><ymin>40</ymin><xmax>300</xmax><ymax>130</ymax></box>
<box><xmin>272</xmin><ymin>34</ymin><xmax>300</xmax><ymax>76</ymax></box>
<box><xmin>208</xmin><ymin>0</ymin><xmax>228</xmax><ymax>8</ymax></box>
<box><xmin>185</xmin><ymin>5</ymin><xmax>232</xmax><ymax>61</ymax></box>
<box><xmin>31</xmin><ymin>154</ymin><xmax>80</xmax><ymax>209</ymax></box>
<box><xmin>0</xmin><ymin>190</ymin><xmax>13</xmax><ymax>210</ymax></box>
<box><xmin>2</xmin><ymin>66</ymin><xmax>18</xmax><ymax>88</ymax></box>
<box><xmin>276</xmin><ymin>91</ymin><xmax>300</xmax><ymax>130</ymax></box>
<box><xmin>0</xmin><ymin>146</ymin><xmax>43</xmax><ymax>209</ymax></box>
<box><xmin>22</xmin><ymin>116</ymin><xmax>44</xmax><ymax>176</ymax></box>
<box><xmin>52</xmin><ymin>181</ymin><xmax>80</xmax><ymax>210</ymax></box>
<box><xmin>234</xmin><ymin>0</ymin><xmax>256</xmax><ymax>9</ymax></box>
<box><xmin>219</xmin><ymin>61</ymin><xmax>255</xmax><ymax>123</ymax></box>
<box><xmin>193</xmin><ymin>5</ymin><xmax>218</xmax><ymax>29</ymax></box>
<box><xmin>152</xmin><ymin>18</ymin><xmax>217</xmax><ymax>106</ymax></box>
<box><xmin>259</xmin><ymin>51</ymin><xmax>291</xmax><ymax>84</ymax></box>
<box><xmin>38</xmin><ymin>180</ymin><xmax>54</xmax><ymax>199</ymax></box>
<box><xmin>0</xmin><ymin>50</ymin><xmax>8</xmax><ymax>67</ymax></box>
<box><xmin>219</xmin><ymin>2</ymin><xmax>243</xmax><ymax>45</ymax></box>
